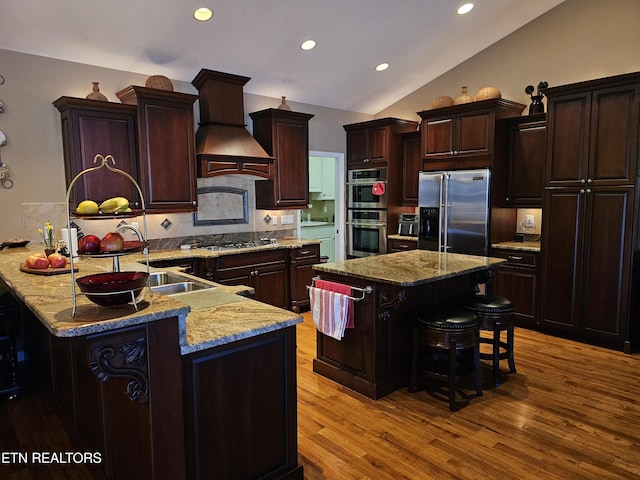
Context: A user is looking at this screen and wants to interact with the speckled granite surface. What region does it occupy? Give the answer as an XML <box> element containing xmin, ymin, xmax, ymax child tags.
<box><xmin>491</xmin><ymin>241</ymin><xmax>541</xmax><ymax>252</ymax></box>
<box><xmin>387</xmin><ymin>234</ymin><xmax>418</xmax><ymax>241</ymax></box>
<box><xmin>0</xmin><ymin>241</ymin><xmax>314</xmax><ymax>354</ymax></box>
<box><xmin>314</xmin><ymin>249</ymin><xmax>506</xmax><ymax>287</ymax></box>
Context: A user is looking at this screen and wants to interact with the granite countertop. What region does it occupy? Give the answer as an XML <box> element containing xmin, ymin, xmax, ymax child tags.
<box><xmin>0</xmin><ymin>240</ymin><xmax>317</xmax><ymax>354</ymax></box>
<box><xmin>491</xmin><ymin>241</ymin><xmax>541</xmax><ymax>252</ymax></box>
<box><xmin>313</xmin><ymin>249</ymin><xmax>506</xmax><ymax>287</ymax></box>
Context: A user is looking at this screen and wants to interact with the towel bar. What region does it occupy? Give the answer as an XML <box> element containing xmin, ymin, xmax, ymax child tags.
<box><xmin>308</xmin><ymin>276</ymin><xmax>372</xmax><ymax>302</ymax></box>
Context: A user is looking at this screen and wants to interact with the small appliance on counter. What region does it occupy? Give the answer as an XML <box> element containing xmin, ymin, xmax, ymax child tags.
<box><xmin>397</xmin><ymin>213</ymin><xmax>419</xmax><ymax>237</ymax></box>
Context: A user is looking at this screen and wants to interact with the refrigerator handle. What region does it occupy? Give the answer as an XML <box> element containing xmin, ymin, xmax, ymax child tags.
<box><xmin>439</xmin><ymin>174</ymin><xmax>446</xmax><ymax>252</ymax></box>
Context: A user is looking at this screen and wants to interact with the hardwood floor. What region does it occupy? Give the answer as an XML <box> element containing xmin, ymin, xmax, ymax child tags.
<box><xmin>1</xmin><ymin>312</ymin><xmax>639</xmax><ymax>479</ymax></box>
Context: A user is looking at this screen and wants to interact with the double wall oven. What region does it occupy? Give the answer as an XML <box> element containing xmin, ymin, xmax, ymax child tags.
<box><xmin>346</xmin><ymin>167</ymin><xmax>387</xmax><ymax>257</ymax></box>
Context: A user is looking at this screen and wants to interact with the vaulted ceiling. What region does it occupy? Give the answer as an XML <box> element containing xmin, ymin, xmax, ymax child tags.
<box><xmin>0</xmin><ymin>0</ymin><xmax>565</xmax><ymax>114</ymax></box>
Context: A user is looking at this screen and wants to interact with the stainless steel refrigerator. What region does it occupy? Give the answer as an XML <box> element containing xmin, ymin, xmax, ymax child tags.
<box><xmin>418</xmin><ymin>168</ymin><xmax>490</xmax><ymax>256</ymax></box>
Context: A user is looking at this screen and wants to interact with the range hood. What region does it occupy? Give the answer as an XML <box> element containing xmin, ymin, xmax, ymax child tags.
<box><xmin>192</xmin><ymin>69</ymin><xmax>274</xmax><ymax>179</ymax></box>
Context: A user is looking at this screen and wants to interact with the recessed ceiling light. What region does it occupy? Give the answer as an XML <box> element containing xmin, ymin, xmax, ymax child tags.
<box><xmin>376</xmin><ymin>63</ymin><xmax>389</xmax><ymax>72</ymax></box>
<box><xmin>194</xmin><ymin>7</ymin><xmax>213</xmax><ymax>21</ymax></box>
<box><xmin>300</xmin><ymin>39</ymin><xmax>317</xmax><ymax>51</ymax></box>
<box><xmin>457</xmin><ymin>3</ymin><xmax>474</xmax><ymax>15</ymax></box>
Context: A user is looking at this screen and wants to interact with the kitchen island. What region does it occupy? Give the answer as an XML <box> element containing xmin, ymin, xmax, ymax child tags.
<box><xmin>0</xmin><ymin>244</ymin><xmax>306</xmax><ymax>480</ymax></box>
<box><xmin>312</xmin><ymin>249</ymin><xmax>505</xmax><ymax>399</ymax></box>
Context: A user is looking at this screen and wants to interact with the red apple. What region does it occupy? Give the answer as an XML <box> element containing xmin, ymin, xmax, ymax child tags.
<box><xmin>100</xmin><ymin>232</ymin><xmax>124</xmax><ymax>252</ymax></box>
<box><xmin>78</xmin><ymin>234</ymin><xmax>101</xmax><ymax>253</ymax></box>
<box><xmin>25</xmin><ymin>254</ymin><xmax>50</xmax><ymax>269</ymax></box>
<box><xmin>48</xmin><ymin>253</ymin><xmax>67</xmax><ymax>269</ymax></box>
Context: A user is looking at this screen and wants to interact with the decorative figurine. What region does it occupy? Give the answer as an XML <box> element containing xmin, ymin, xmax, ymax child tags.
<box><xmin>525</xmin><ymin>81</ymin><xmax>548</xmax><ymax>114</ymax></box>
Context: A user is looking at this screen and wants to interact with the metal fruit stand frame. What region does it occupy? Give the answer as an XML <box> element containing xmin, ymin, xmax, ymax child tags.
<box><xmin>66</xmin><ymin>154</ymin><xmax>150</xmax><ymax>317</ymax></box>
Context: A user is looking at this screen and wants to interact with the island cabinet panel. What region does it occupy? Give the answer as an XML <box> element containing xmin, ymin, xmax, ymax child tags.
<box><xmin>23</xmin><ymin>313</ymin><xmax>186</xmax><ymax>480</ymax></box>
<box><xmin>53</xmin><ymin>97</ymin><xmax>139</xmax><ymax>209</ymax></box>
<box><xmin>312</xmin><ymin>271</ymin><xmax>472</xmax><ymax>399</ymax></box>
<box><xmin>183</xmin><ymin>326</ymin><xmax>302</xmax><ymax>480</ymax></box>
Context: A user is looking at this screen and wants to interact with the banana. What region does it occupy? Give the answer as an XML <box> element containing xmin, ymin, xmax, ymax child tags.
<box><xmin>99</xmin><ymin>197</ymin><xmax>129</xmax><ymax>213</ymax></box>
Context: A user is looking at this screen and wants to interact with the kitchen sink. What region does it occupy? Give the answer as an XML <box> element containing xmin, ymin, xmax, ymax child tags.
<box><xmin>148</xmin><ymin>271</ymin><xmax>216</xmax><ymax>295</ymax></box>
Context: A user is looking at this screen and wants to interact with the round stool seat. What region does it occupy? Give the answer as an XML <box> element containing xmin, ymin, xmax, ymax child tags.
<box><xmin>460</xmin><ymin>295</ymin><xmax>514</xmax><ymax>313</ymax></box>
<box><xmin>416</xmin><ymin>307</ymin><xmax>478</xmax><ymax>330</ymax></box>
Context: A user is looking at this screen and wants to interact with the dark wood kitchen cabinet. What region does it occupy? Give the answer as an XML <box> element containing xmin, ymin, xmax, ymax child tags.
<box><xmin>540</xmin><ymin>72</ymin><xmax>640</xmax><ymax>352</ymax></box>
<box><xmin>344</xmin><ymin>118</ymin><xmax>418</xmax><ymax>169</ymax></box>
<box><xmin>250</xmin><ymin>109</ymin><xmax>314</xmax><ymax>209</ymax></box>
<box><xmin>288</xmin><ymin>244</ymin><xmax>320</xmax><ymax>313</ymax></box>
<box><xmin>202</xmin><ymin>250</ymin><xmax>289</xmax><ymax>309</ymax></box>
<box><xmin>387</xmin><ymin>237</ymin><xmax>417</xmax><ymax>252</ymax></box>
<box><xmin>116</xmin><ymin>86</ymin><xmax>198</xmax><ymax>212</ymax></box>
<box><xmin>183</xmin><ymin>326</ymin><xmax>302</xmax><ymax>480</ymax></box>
<box><xmin>492</xmin><ymin>248</ymin><xmax>540</xmax><ymax>329</ymax></box>
<box><xmin>54</xmin><ymin>97</ymin><xmax>139</xmax><ymax>208</ymax></box>
<box><xmin>417</xmin><ymin>98</ymin><xmax>524</xmax><ymax>172</ymax></box>
<box><xmin>502</xmin><ymin>113</ymin><xmax>546</xmax><ymax>207</ymax></box>
<box><xmin>400</xmin><ymin>131</ymin><xmax>422</xmax><ymax>205</ymax></box>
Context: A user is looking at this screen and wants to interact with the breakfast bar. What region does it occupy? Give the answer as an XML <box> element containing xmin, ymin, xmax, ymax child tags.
<box><xmin>311</xmin><ymin>249</ymin><xmax>506</xmax><ymax>399</ymax></box>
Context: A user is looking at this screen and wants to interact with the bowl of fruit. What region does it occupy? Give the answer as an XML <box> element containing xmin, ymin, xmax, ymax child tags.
<box><xmin>76</xmin><ymin>271</ymin><xmax>148</xmax><ymax>306</ymax></box>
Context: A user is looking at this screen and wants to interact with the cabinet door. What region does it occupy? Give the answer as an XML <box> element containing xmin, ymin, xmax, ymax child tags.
<box><xmin>493</xmin><ymin>250</ymin><xmax>539</xmax><ymax>330</ymax></box>
<box><xmin>540</xmin><ymin>188</ymin><xmax>584</xmax><ymax>333</ymax></box>
<box><xmin>54</xmin><ymin>98</ymin><xmax>138</xmax><ymax>208</ymax></box>
<box><xmin>254</xmin><ymin>267</ymin><xmax>288</xmax><ymax>308</ymax></box>
<box><xmin>401</xmin><ymin>132</ymin><xmax>422</xmax><ymax>205</ymax></box>
<box><xmin>456</xmin><ymin>109</ymin><xmax>492</xmax><ymax>158</ymax></box>
<box><xmin>422</xmin><ymin>117</ymin><xmax>454</xmax><ymax>159</ymax></box>
<box><xmin>137</xmin><ymin>99</ymin><xmax>197</xmax><ymax>210</ymax></box>
<box><xmin>308</xmin><ymin>157</ymin><xmax>323</xmax><ymax>192</ymax></box>
<box><xmin>321</xmin><ymin>157</ymin><xmax>336</xmax><ymax>200</ymax></box>
<box><xmin>347</xmin><ymin>129</ymin><xmax>369</xmax><ymax>166</ymax></box>
<box><xmin>580</xmin><ymin>187</ymin><xmax>633</xmax><ymax>347</ymax></box>
<box><xmin>588</xmin><ymin>85</ymin><xmax>639</xmax><ymax>185</ymax></box>
<box><xmin>346</xmin><ymin>126</ymin><xmax>387</xmax><ymax>166</ymax></box>
<box><xmin>545</xmin><ymin>93</ymin><xmax>591</xmax><ymax>186</ymax></box>
<box><xmin>367</xmin><ymin>126</ymin><xmax>388</xmax><ymax>164</ymax></box>
<box><xmin>505</xmin><ymin>116</ymin><xmax>546</xmax><ymax>206</ymax></box>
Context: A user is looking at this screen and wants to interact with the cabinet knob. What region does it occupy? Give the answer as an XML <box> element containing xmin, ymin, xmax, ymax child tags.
<box><xmin>587</xmin><ymin>178</ymin><xmax>593</xmax><ymax>184</ymax></box>
<box><xmin>586</xmin><ymin>188</ymin><xmax>592</xmax><ymax>194</ymax></box>
<box><xmin>505</xmin><ymin>197</ymin><xmax>510</xmax><ymax>202</ymax></box>
<box><xmin>581</xmin><ymin>178</ymin><xmax>586</xmax><ymax>184</ymax></box>
<box><xmin>580</xmin><ymin>188</ymin><xmax>585</xmax><ymax>194</ymax></box>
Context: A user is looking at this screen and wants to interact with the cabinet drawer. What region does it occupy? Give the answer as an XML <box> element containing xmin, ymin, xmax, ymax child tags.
<box><xmin>493</xmin><ymin>249</ymin><xmax>538</xmax><ymax>267</ymax></box>
<box><xmin>292</xmin><ymin>244</ymin><xmax>320</xmax><ymax>261</ymax></box>
<box><xmin>216</xmin><ymin>249</ymin><xmax>286</xmax><ymax>271</ymax></box>
<box><xmin>388</xmin><ymin>238</ymin><xmax>417</xmax><ymax>252</ymax></box>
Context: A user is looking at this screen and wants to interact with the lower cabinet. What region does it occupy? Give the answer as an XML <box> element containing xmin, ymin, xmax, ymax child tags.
<box><xmin>183</xmin><ymin>326</ymin><xmax>302</xmax><ymax>480</ymax></box>
<box><xmin>491</xmin><ymin>248</ymin><xmax>539</xmax><ymax>329</ymax></box>
<box><xmin>288</xmin><ymin>244</ymin><xmax>320</xmax><ymax>313</ymax></box>
<box><xmin>202</xmin><ymin>250</ymin><xmax>289</xmax><ymax>309</ymax></box>
<box><xmin>387</xmin><ymin>237</ymin><xmax>417</xmax><ymax>252</ymax></box>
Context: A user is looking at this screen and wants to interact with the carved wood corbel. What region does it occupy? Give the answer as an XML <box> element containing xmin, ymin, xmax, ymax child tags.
<box><xmin>377</xmin><ymin>288</ymin><xmax>406</xmax><ymax>320</ymax></box>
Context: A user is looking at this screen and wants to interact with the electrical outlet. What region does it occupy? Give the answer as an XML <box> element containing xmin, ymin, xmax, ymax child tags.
<box><xmin>272</xmin><ymin>215</ymin><xmax>278</xmax><ymax>225</ymax></box>
<box><xmin>525</xmin><ymin>214</ymin><xmax>535</xmax><ymax>228</ymax></box>
<box><xmin>282</xmin><ymin>215</ymin><xmax>294</xmax><ymax>225</ymax></box>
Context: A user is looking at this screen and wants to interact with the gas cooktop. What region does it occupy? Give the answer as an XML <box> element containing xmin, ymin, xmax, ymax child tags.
<box><xmin>199</xmin><ymin>240</ymin><xmax>276</xmax><ymax>251</ymax></box>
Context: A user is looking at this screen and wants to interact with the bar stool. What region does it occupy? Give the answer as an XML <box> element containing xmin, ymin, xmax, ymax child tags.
<box><xmin>460</xmin><ymin>295</ymin><xmax>515</xmax><ymax>387</ymax></box>
<box><xmin>409</xmin><ymin>306</ymin><xmax>481</xmax><ymax>411</ymax></box>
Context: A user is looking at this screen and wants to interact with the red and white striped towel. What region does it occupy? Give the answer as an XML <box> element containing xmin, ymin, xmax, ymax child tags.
<box><xmin>314</xmin><ymin>279</ymin><xmax>354</xmax><ymax>328</ymax></box>
<box><xmin>308</xmin><ymin>286</ymin><xmax>351</xmax><ymax>340</ymax></box>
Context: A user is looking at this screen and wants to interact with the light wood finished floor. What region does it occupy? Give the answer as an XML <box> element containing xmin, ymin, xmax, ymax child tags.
<box><xmin>296</xmin><ymin>312</ymin><xmax>640</xmax><ymax>480</ymax></box>
<box><xmin>1</xmin><ymin>313</ymin><xmax>639</xmax><ymax>479</ymax></box>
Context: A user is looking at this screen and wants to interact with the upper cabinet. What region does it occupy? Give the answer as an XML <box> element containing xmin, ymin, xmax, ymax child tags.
<box><xmin>309</xmin><ymin>157</ymin><xmax>335</xmax><ymax>200</ymax></box>
<box><xmin>344</xmin><ymin>118</ymin><xmax>418</xmax><ymax>169</ymax></box>
<box><xmin>54</xmin><ymin>97</ymin><xmax>139</xmax><ymax>209</ymax></box>
<box><xmin>502</xmin><ymin>113</ymin><xmax>547</xmax><ymax>207</ymax></box>
<box><xmin>250</xmin><ymin>108</ymin><xmax>314</xmax><ymax>209</ymax></box>
<box><xmin>400</xmin><ymin>131</ymin><xmax>422</xmax><ymax>206</ymax></box>
<box><xmin>545</xmin><ymin>79</ymin><xmax>640</xmax><ymax>187</ymax></box>
<box><xmin>417</xmin><ymin>99</ymin><xmax>524</xmax><ymax>171</ymax></box>
<box><xmin>116</xmin><ymin>86</ymin><xmax>198</xmax><ymax>212</ymax></box>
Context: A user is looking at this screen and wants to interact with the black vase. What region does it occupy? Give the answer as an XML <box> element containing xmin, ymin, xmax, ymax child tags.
<box><xmin>529</xmin><ymin>95</ymin><xmax>545</xmax><ymax>114</ymax></box>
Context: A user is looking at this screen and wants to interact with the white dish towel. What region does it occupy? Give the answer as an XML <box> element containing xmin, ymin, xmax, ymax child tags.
<box><xmin>309</xmin><ymin>286</ymin><xmax>350</xmax><ymax>340</ymax></box>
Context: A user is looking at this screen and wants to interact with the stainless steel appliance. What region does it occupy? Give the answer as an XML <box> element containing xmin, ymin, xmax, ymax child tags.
<box><xmin>346</xmin><ymin>209</ymin><xmax>387</xmax><ymax>257</ymax></box>
<box><xmin>397</xmin><ymin>213</ymin><xmax>419</xmax><ymax>237</ymax></box>
<box><xmin>347</xmin><ymin>167</ymin><xmax>387</xmax><ymax>209</ymax></box>
<box><xmin>418</xmin><ymin>168</ymin><xmax>490</xmax><ymax>256</ymax></box>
